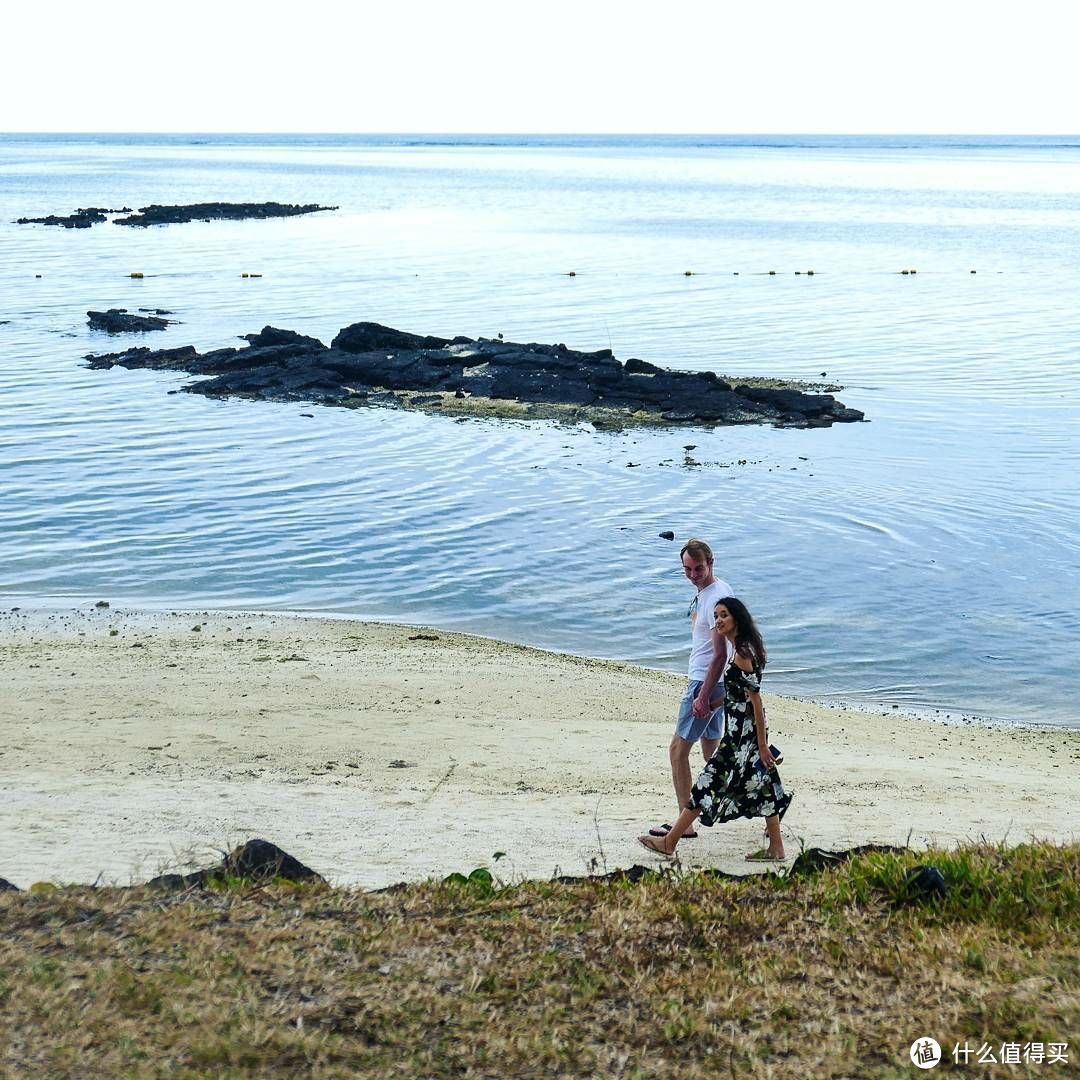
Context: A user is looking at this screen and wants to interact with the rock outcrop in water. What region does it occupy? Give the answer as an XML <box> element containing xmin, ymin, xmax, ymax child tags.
<box><xmin>16</xmin><ymin>202</ymin><xmax>336</xmax><ymax>228</ymax></box>
<box><xmin>85</xmin><ymin>321</ymin><xmax>865</xmax><ymax>429</ymax></box>
<box><xmin>113</xmin><ymin>202</ymin><xmax>338</xmax><ymax>226</ymax></box>
<box><xmin>87</xmin><ymin>309</ymin><xmax>172</xmax><ymax>333</ymax></box>
<box><xmin>15</xmin><ymin>207</ymin><xmax>132</xmax><ymax>228</ymax></box>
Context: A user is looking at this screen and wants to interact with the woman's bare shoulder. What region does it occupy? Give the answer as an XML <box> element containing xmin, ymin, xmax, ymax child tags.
<box><xmin>732</xmin><ymin>647</ymin><xmax>755</xmax><ymax>672</ymax></box>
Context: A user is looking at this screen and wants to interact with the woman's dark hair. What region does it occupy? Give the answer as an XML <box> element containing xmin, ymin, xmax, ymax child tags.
<box><xmin>716</xmin><ymin>596</ymin><xmax>767</xmax><ymax>668</ymax></box>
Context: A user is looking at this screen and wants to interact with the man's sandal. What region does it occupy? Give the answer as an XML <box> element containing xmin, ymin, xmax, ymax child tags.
<box><xmin>648</xmin><ymin>823</ymin><xmax>698</xmax><ymax>839</ymax></box>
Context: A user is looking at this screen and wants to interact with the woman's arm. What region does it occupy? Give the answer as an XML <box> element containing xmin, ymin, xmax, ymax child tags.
<box><xmin>734</xmin><ymin>650</ymin><xmax>776</xmax><ymax>770</ymax></box>
<box><xmin>748</xmin><ymin>689</ymin><xmax>776</xmax><ymax>769</ymax></box>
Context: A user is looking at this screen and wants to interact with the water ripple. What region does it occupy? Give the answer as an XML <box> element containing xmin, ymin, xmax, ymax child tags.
<box><xmin>2</xmin><ymin>137</ymin><xmax>1080</xmax><ymax>727</ymax></box>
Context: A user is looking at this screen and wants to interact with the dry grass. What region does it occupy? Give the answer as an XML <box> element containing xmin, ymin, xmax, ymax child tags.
<box><xmin>1</xmin><ymin>841</ymin><xmax>1076</xmax><ymax>1078</ymax></box>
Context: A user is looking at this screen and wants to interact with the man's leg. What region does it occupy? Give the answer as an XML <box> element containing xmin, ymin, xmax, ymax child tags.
<box><xmin>665</xmin><ymin>682</ymin><xmax>709</xmax><ymax>834</ymax></box>
<box><xmin>668</xmin><ymin>734</ymin><xmax>695</xmax><ymax>818</ymax></box>
<box><xmin>699</xmin><ymin>736</ymin><xmax>720</xmax><ymax>763</ymax></box>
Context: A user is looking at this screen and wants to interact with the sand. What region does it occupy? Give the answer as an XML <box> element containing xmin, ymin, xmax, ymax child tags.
<box><xmin>1</xmin><ymin>607</ymin><xmax>1078</xmax><ymax>890</ymax></box>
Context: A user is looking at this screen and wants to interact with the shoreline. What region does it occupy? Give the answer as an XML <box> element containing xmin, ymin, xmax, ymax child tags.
<box><xmin>3</xmin><ymin>600</ymin><xmax>1050</xmax><ymax>733</ymax></box>
<box><xmin>2</xmin><ymin>606</ymin><xmax>1078</xmax><ymax>890</ymax></box>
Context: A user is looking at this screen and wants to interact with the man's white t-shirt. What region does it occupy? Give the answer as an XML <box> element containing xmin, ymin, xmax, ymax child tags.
<box><xmin>687</xmin><ymin>577</ymin><xmax>733</xmax><ymax>681</ymax></box>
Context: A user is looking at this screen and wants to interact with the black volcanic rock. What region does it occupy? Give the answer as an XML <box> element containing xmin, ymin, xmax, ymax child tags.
<box><xmin>16</xmin><ymin>207</ymin><xmax>131</xmax><ymax>228</ymax></box>
<box><xmin>625</xmin><ymin>357</ymin><xmax>663</xmax><ymax>375</ymax></box>
<box><xmin>331</xmin><ymin>322</ymin><xmax>452</xmax><ymax>353</ymax></box>
<box><xmin>87</xmin><ymin>309</ymin><xmax>171</xmax><ymax>333</ymax></box>
<box><xmin>85</xmin><ymin>320</ymin><xmax>865</xmax><ymax>428</ymax></box>
<box><xmin>85</xmin><ymin>344</ymin><xmax>199</xmax><ymax>371</ymax></box>
<box><xmin>736</xmin><ymin>385</ymin><xmax>837</xmax><ymax>416</ymax></box>
<box><xmin>487</xmin><ymin>370</ymin><xmax>599</xmax><ymax>405</ymax></box>
<box><xmin>18</xmin><ymin>203</ymin><xmax>334</xmax><ymax>228</ymax></box>
<box><xmin>241</xmin><ymin>326</ymin><xmax>328</xmax><ymax>351</ymax></box>
<box><xmin>114</xmin><ymin>202</ymin><xmax>337</xmax><ymax>227</ymax></box>
<box><xmin>145</xmin><ymin>839</ymin><xmax>325</xmax><ymax>890</ymax></box>
<box><xmin>789</xmin><ymin>844</ymin><xmax>908</xmax><ymax>876</ymax></box>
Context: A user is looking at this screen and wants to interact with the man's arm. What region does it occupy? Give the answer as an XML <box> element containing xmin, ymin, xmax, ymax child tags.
<box><xmin>691</xmin><ymin>629</ymin><xmax>728</xmax><ymax>718</ymax></box>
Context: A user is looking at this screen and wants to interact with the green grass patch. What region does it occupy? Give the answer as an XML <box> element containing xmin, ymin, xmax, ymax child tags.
<box><xmin>0</xmin><ymin>841</ymin><xmax>1075</xmax><ymax>1077</ymax></box>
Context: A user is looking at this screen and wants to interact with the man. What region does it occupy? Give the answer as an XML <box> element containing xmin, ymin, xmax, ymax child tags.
<box><xmin>649</xmin><ymin>538</ymin><xmax>732</xmax><ymax>841</ymax></box>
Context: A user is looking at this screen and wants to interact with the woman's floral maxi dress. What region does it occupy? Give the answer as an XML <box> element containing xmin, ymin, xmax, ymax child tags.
<box><xmin>687</xmin><ymin>657</ymin><xmax>792</xmax><ymax>827</ymax></box>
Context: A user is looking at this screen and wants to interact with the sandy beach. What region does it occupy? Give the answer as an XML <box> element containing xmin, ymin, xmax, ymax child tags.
<box><xmin>1</xmin><ymin>606</ymin><xmax>1078</xmax><ymax>890</ymax></box>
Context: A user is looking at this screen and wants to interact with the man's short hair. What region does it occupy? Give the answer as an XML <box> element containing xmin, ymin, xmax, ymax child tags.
<box><xmin>680</xmin><ymin>538</ymin><xmax>713</xmax><ymax>563</ymax></box>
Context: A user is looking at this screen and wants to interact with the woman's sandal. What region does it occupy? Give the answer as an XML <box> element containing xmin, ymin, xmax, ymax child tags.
<box><xmin>637</xmin><ymin>835</ymin><xmax>676</xmax><ymax>860</ymax></box>
<box><xmin>745</xmin><ymin>848</ymin><xmax>787</xmax><ymax>862</ymax></box>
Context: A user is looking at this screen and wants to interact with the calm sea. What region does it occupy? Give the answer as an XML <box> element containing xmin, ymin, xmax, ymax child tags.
<box><xmin>1</xmin><ymin>134</ymin><xmax>1078</xmax><ymax>727</ymax></box>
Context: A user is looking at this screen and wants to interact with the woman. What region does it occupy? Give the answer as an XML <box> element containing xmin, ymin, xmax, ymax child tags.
<box><xmin>638</xmin><ymin>596</ymin><xmax>791</xmax><ymax>861</ymax></box>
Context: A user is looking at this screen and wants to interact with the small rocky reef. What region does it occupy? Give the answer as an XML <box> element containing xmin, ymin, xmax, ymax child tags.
<box><xmin>85</xmin><ymin>321</ymin><xmax>865</xmax><ymax>428</ymax></box>
<box><xmin>16</xmin><ymin>202</ymin><xmax>337</xmax><ymax>228</ymax></box>
<box><xmin>87</xmin><ymin>308</ymin><xmax>174</xmax><ymax>333</ymax></box>
<box><xmin>16</xmin><ymin>207</ymin><xmax>131</xmax><ymax>228</ymax></box>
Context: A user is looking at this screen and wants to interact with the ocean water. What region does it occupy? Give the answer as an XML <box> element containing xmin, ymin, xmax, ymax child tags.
<box><xmin>1</xmin><ymin>133</ymin><xmax>1078</xmax><ymax>728</ymax></box>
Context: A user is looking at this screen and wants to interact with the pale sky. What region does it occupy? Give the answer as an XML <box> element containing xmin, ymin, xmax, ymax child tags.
<box><xmin>3</xmin><ymin>0</ymin><xmax>1078</xmax><ymax>133</ymax></box>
